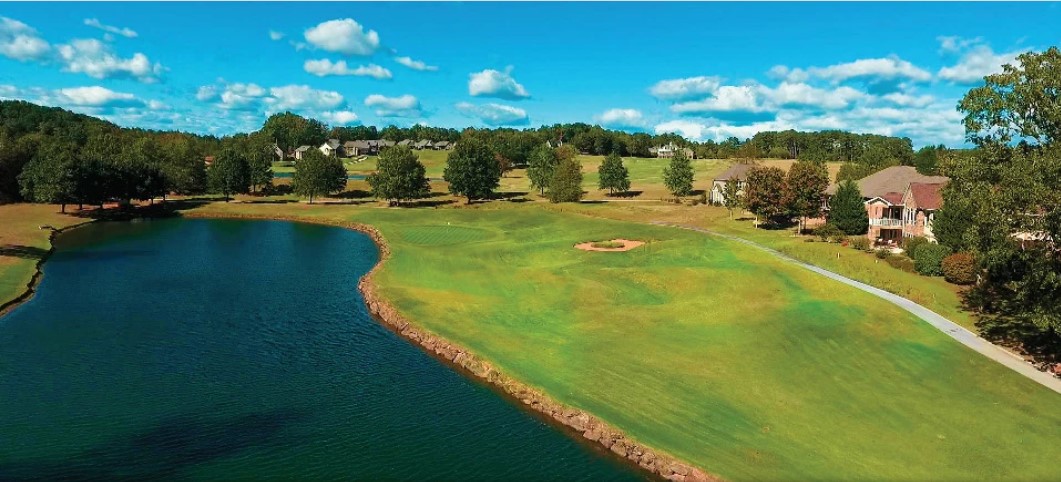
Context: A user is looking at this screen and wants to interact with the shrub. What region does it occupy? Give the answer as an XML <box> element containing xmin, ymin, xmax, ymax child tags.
<box><xmin>942</xmin><ymin>252</ymin><xmax>977</xmax><ymax>284</ymax></box>
<box><xmin>815</xmin><ymin>223</ymin><xmax>843</xmax><ymax>242</ymax></box>
<box><xmin>875</xmin><ymin>248</ymin><xmax>891</xmax><ymax>259</ymax></box>
<box><xmin>886</xmin><ymin>255</ymin><xmax>916</xmax><ymax>272</ymax></box>
<box><xmin>830</xmin><ymin>232</ymin><xmax>848</xmax><ymax>244</ymax></box>
<box><xmin>903</xmin><ymin>236</ymin><xmax>931</xmax><ymax>259</ymax></box>
<box><xmin>851</xmin><ymin>237</ymin><xmax>870</xmax><ymax>251</ymax></box>
<box><xmin>913</xmin><ymin>243</ymin><xmax>951</xmax><ymax>276</ymax></box>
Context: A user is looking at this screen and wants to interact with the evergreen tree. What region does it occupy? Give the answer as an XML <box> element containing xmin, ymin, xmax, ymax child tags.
<box><xmin>828</xmin><ymin>180</ymin><xmax>869</xmax><ymax>235</ymax></box>
<box><xmin>442</xmin><ymin>138</ymin><xmax>501</xmax><ymax>203</ymax></box>
<box><xmin>722</xmin><ymin>178</ymin><xmax>741</xmax><ymax>218</ymax></box>
<box><xmin>662</xmin><ymin>150</ymin><xmax>694</xmax><ymax>198</ymax></box>
<box><xmin>547</xmin><ymin>157</ymin><xmax>583</xmax><ymax>203</ymax></box>
<box><xmin>597</xmin><ymin>152</ymin><xmax>630</xmax><ymax>195</ymax></box>
<box><xmin>292</xmin><ymin>149</ymin><xmax>346</xmax><ymax>203</ymax></box>
<box><xmin>367</xmin><ymin>146</ymin><xmax>430</xmax><ymax>204</ymax></box>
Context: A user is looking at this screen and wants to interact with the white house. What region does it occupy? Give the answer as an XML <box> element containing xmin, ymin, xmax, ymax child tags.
<box><xmin>319</xmin><ymin>139</ymin><xmax>342</xmax><ymax>157</ymax></box>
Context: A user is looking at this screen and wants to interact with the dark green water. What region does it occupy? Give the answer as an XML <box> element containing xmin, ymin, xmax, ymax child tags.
<box><xmin>0</xmin><ymin>218</ymin><xmax>642</xmax><ymax>481</ymax></box>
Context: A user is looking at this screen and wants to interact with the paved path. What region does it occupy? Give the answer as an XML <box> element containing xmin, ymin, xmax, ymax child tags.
<box><xmin>653</xmin><ymin>221</ymin><xmax>1061</xmax><ymax>395</ymax></box>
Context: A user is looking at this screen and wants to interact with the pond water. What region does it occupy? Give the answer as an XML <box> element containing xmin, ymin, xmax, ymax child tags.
<box><xmin>0</xmin><ymin>218</ymin><xmax>642</xmax><ymax>481</ymax></box>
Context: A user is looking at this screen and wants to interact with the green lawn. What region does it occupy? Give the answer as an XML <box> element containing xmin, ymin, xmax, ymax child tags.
<box><xmin>191</xmin><ymin>201</ymin><xmax>1061</xmax><ymax>481</ymax></box>
<box><xmin>0</xmin><ymin>205</ymin><xmax>87</xmax><ymax>308</ymax></box>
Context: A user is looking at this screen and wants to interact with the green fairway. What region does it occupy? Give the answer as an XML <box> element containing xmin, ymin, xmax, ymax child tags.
<box><xmin>191</xmin><ymin>201</ymin><xmax>1061</xmax><ymax>481</ymax></box>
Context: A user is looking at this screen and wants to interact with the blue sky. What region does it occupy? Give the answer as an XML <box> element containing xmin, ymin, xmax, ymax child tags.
<box><xmin>1</xmin><ymin>2</ymin><xmax>1058</xmax><ymax>146</ymax></box>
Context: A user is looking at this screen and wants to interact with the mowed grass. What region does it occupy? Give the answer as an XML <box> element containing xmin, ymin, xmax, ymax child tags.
<box><xmin>190</xmin><ymin>201</ymin><xmax>1061</xmax><ymax>481</ymax></box>
<box><xmin>0</xmin><ymin>204</ymin><xmax>88</xmax><ymax>306</ymax></box>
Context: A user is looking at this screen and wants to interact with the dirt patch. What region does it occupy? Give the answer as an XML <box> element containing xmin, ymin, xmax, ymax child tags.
<box><xmin>575</xmin><ymin>239</ymin><xmax>645</xmax><ymax>252</ymax></box>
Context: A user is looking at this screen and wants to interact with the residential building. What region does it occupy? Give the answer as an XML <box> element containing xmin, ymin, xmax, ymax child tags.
<box><xmin>826</xmin><ymin>166</ymin><xmax>949</xmax><ymax>244</ymax></box>
<box><xmin>652</xmin><ymin>142</ymin><xmax>694</xmax><ymax>159</ymax></box>
<box><xmin>272</xmin><ymin>144</ymin><xmax>285</xmax><ymax>161</ymax></box>
<box><xmin>294</xmin><ymin>145</ymin><xmax>311</xmax><ymax>160</ymax></box>
<box><xmin>319</xmin><ymin>139</ymin><xmax>343</xmax><ymax>157</ymax></box>
<box><xmin>433</xmin><ymin>140</ymin><xmax>451</xmax><ymax>150</ymax></box>
<box><xmin>709</xmin><ymin>163</ymin><xmax>758</xmax><ymax>204</ymax></box>
<box><xmin>345</xmin><ymin>140</ymin><xmax>372</xmax><ymax>156</ymax></box>
<box><xmin>414</xmin><ymin>139</ymin><xmax>433</xmax><ymax>150</ymax></box>
<box><xmin>398</xmin><ymin>139</ymin><xmax>414</xmax><ymax>148</ymax></box>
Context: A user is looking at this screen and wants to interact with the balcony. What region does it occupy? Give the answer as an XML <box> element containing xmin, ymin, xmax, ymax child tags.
<box><xmin>870</xmin><ymin>218</ymin><xmax>904</xmax><ymax>228</ymax></box>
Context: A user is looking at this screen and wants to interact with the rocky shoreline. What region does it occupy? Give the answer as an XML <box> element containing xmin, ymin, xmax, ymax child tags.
<box><xmin>184</xmin><ymin>210</ymin><xmax>718</xmax><ymax>482</ymax></box>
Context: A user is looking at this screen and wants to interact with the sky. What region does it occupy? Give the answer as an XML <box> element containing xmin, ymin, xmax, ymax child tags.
<box><xmin>1</xmin><ymin>2</ymin><xmax>1058</xmax><ymax>147</ymax></box>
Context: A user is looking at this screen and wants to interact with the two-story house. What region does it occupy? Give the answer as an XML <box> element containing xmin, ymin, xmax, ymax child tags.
<box><xmin>709</xmin><ymin>162</ymin><xmax>758</xmax><ymax>204</ymax></box>
<box><xmin>826</xmin><ymin>166</ymin><xmax>949</xmax><ymax>245</ymax></box>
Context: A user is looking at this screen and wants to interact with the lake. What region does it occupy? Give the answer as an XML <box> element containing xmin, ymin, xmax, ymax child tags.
<box><xmin>0</xmin><ymin>218</ymin><xmax>642</xmax><ymax>481</ymax></box>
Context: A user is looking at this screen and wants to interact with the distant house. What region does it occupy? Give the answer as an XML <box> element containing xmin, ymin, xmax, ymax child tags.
<box><xmin>433</xmin><ymin>140</ymin><xmax>451</xmax><ymax>150</ymax></box>
<box><xmin>709</xmin><ymin>162</ymin><xmax>758</xmax><ymax>204</ymax></box>
<box><xmin>826</xmin><ymin>166</ymin><xmax>950</xmax><ymax>244</ymax></box>
<box><xmin>380</xmin><ymin>140</ymin><xmax>396</xmax><ymax>149</ymax></box>
<box><xmin>294</xmin><ymin>145</ymin><xmax>311</xmax><ymax>160</ymax></box>
<box><xmin>414</xmin><ymin>139</ymin><xmax>433</xmax><ymax>150</ymax></box>
<box><xmin>653</xmin><ymin>142</ymin><xmax>694</xmax><ymax>159</ymax></box>
<box><xmin>273</xmin><ymin>144</ymin><xmax>285</xmax><ymax>161</ymax></box>
<box><xmin>398</xmin><ymin>139</ymin><xmax>414</xmax><ymax>148</ymax></box>
<box><xmin>319</xmin><ymin>139</ymin><xmax>343</xmax><ymax>157</ymax></box>
<box><xmin>345</xmin><ymin>140</ymin><xmax>372</xmax><ymax>156</ymax></box>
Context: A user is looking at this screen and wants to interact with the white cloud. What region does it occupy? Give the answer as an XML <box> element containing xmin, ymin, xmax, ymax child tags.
<box><xmin>649</xmin><ymin>76</ymin><xmax>722</xmax><ymax>101</ymax></box>
<box><xmin>596</xmin><ymin>108</ymin><xmax>646</xmax><ymax>129</ymax></box>
<box><xmin>266</xmin><ymin>84</ymin><xmax>344</xmax><ymax>111</ymax></box>
<box><xmin>882</xmin><ymin>92</ymin><xmax>935</xmax><ymax>108</ymax></box>
<box><xmin>938</xmin><ymin>44</ymin><xmax>1026</xmax><ymax>84</ymax></box>
<box><xmin>320</xmin><ymin>110</ymin><xmax>360</xmax><ymax>125</ymax></box>
<box><xmin>937</xmin><ymin>35</ymin><xmax>983</xmax><ymax>55</ymax></box>
<box><xmin>0</xmin><ymin>16</ymin><xmax>50</xmax><ymax>61</ymax></box>
<box><xmin>364</xmin><ymin>94</ymin><xmax>421</xmax><ymax>117</ymax></box>
<box><xmin>468</xmin><ymin>67</ymin><xmax>530</xmax><ymax>100</ymax></box>
<box><xmin>56</xmin><ymin>38</ymin><xmax>163</xmax><ymax>82</ymax></box>
<box><xmin>303</xmin><ymin>59</ymin><xmax>392</xmax><ymax>79</ymax></box>
<box><xmin>268</xmin><ymin>30</ymin><xmax>285</xmax><ymax>41</ymax></box>
<box><xmin>304</xmin><ymin>18</ymin><xmax>380</xmax><ymax>56</ymax></box>
<box><xmin>218</xmin><ymin>82</ymin><xmax>267</xmax><ymax>110</ymax></box>
<box><xmin>761</xmin><ymin>82</ymin><xmax>865</xmax><ymax>110</ymax></box>
<box><xmin>767</xmin><ymin>65</ymin><xmax>809</xmax><ymax>83</ymax></box>
<box><xmin>84</xmin><ymin>18</ymin><xmax>137</xmax><ymax>39</ymax></box>
<box><xmin>455</xmin><ymin>101</ymin><xmax>528</xmax><ymax>126</ymax></box>
<box><xmin>395</xmin><ymin>55</ymin><xmax>438</xmax><ymax>72</ymax></box>
<box><xmin>195</xmin><ymin>85</ymin><xmax>217</xmax><ymax>101</ymax></box>
<box><xmin>799</xmin><ymin>56</ymin><xmax>932</xmax><ymax>83</ymax></box>
<box><xmin>671</xmin><ymin>85</ymin><xmax>766</xmax><ymax>114</ymax></box>
<box><xmin>55</xmin><ymin>86</ymin><xmax>141</xmax><ymax>107</ymax></box>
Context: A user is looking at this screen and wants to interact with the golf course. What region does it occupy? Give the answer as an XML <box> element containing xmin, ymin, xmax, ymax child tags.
<box><xmin>166</xmin><ymin>200</ymin><xmax>1061</xmax><ymax>481</ymax></box>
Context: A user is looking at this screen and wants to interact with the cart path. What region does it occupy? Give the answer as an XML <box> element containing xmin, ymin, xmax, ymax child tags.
<box><xmin>652</xmin><ymin>221</ymin><xmax>1061</xmax><ymax>395</ymax></box>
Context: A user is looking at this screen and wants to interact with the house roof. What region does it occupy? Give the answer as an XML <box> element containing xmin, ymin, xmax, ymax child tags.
<box><xmin>323</xmin><ymin>139</ymin><xmax>341</xmax><ymax>149</ymax></box>
<box><xmin>295</xmin><ymin>145</ymin><xmax>311</xmax><ymax>152</ymax></box>
<box><xmin>714</xmin><ymin>162</ymin><xmax>757</xmax><ymax>182</ymax></box>
<box><xmin>415</xmin><ymin>139</ymin><xmax>433</xmax><ymax>146</ymax></box>
<box><xmin>346</xmin><ymin>140</ymin><xmax>370</xmax><ymax>149</ymax></box>
<box><xmin>907</xmin><ymin>182</ymin><xmax>946</xmax><ymax>210</ymax></box>
<box><xmin>826</xmin><ymin>166</ymin><xmax>949</xmax><ymax>197</ymax></box>
<box><xmin>882</xmin><ymin>191</ymin><xmax>905</xmax><ymax>204</ymax></box>
<box><xmin>434</xmin><ymin>140</ymin><xmax>450</xmax><ymax>147</ymax></box>
<box><xmin>398</xmin><ymin>139</ymin><xmax>413</xmax><ymax>145</ymax></box>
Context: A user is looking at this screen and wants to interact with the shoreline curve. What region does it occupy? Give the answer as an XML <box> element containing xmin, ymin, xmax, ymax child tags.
<box><xmin>0</xmin><ymin>221</ymin><xmax>93</xmax><ymax>317</ymax></box>
<box><xmin>182</xmin><ymin>211</ymin><xmax>719</xmax><ymax>482</ymax></box>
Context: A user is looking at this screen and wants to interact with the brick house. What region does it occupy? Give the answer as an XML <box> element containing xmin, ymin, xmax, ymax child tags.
<box><xmin>826</xmin><ymin>166</ymin><xmax>949</xmax><ymax>245</ymax></box>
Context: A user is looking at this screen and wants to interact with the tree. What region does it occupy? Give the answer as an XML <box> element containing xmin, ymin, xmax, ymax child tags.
<box><xmin>547</xmin><ymin>157</ymin><xmax>583</xmax><ymax>203</ymax></box>
<box><xmin>527</xmin><ymin>145</ymin><xmax>559</xmax><ymax>196</ymax></box>
<box><xmin>207</xmin><ymin>147</ymin><xmax>250</xmax><ymax>201</ymax></box>
<box><xmin>18</xmin><ymin>142</ymin><xmax>77</xmax><ymax>212</ymax></box>
<box><xmin>828</xmin><ymin>180</ymin><xmax>869</xmax><ymax>235</ymax></box>
<box><xmin>742</xmin><ymin>166</ymin><xmax>786</xmax><ymax>227</ymax></box>
<box><xmin>914</xmin><ymin>145</ymin><xmax>941</xmax><ymax>175</ymax></box>
<box><xmin>721</xmin><ymin>178</ymin><xmax>741</xmax><ymax>218</ymax></box>
<box><xmin>662</xmin><ymin>150</ymin><xmax>694</xmax><ymax>198</ymax></box>
<box><xmin>782</xmin><ymin>160</ymin><xmax>829</xmax><ymax>234</ymax></box>
<box><xmin>442</xmin><ymin>138</ymin><xmax>501</xmax><ymax>203</ymax></box>
<box><xmin>244</xmin><ymin>133</ymin><xmax>275</xmax><ymax>194</ymax></box>
<box><xmin>597</xmin><ymin>152</ymin><xmax>630</xmax><ymax>195</ymax></box>
<box><xmin>367</xmin><ymin>146</ymin><xmax>429</xmax><ymax>205</ymax></box>
<box><xmin>292</xmin><ymin>149</ymin><xmax>346</xmax><ymax>203</ymax></box>
<box><xmin>261</xmin><ymin>112</ymin><xmax>327</xmax><ymax>152</ymax></box>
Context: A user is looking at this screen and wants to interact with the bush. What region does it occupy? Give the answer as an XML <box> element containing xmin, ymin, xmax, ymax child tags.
<box><xmin>851</xmin><ymin>237</ymin><xmax>870</xmax><ymax>251</ymax></box>
<box><xmin>815</xmin><ymin>223</ymin><xmax>843</xmax><ymax>242</ymax></box>
<box><xmin>903</xmin><ymin>236</ymin><xmax>931</xmax><ymax>259</ymax></box>
<box><xmin>942</xmin><ymin>252</ymin><xmax>977</xmax><ymax>285</ymax></box>
<box><xmin>886</xmin><ymin>255</ymin><xmax>916</xmax><ymax>272</ymax></box>
<box><xmin>875</xmin><ymin>248</ymin><xmax>891</xmax><ymax>259</ymax></box>
<box><xmin>831</xmin><ymin>233</ymin><xmax>848</xmax><ymax>244</ymax></box>
<box><xmin>913</xmin><ymin>243</ymin><xmax>951</xmax><ymax>276</ymax></box>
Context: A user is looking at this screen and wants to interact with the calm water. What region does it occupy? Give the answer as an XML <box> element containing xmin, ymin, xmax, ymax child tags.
<box><xmin>0</xmin><ymin>218</ymin><xmax>642</xmax><ymax>481</ymax></box>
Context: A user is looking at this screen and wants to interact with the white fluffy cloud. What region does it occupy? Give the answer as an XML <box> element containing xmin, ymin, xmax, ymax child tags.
<box><xmin>303</xmin><ymin>59</ymin><xmax>392</xmax><ymax>79</ymax></box>
<box><xmin>304</xmin><ymin>18</ymin><xmax>380</xmax><ymax>56</ymax></box>
<box><xmin>649</xmin><ymin>76</ymin><xmax>722</xmax><ymax>101</ymax></box>
<box><xmin>882</xmin><ymin>92</ymin><xmax>935</xmax><ymax>108</ymax></box>
<box><xmin>468</xmin><ymin>67</ymin><xmax>530</xmax><ymax>100</ymax></box>
<box><xmin>320</xmin><ymin>110</ymin><xmax>360</xmax><ymax>125</ymax></box>
<box><xmin>55</xmin><ymin>86</ymin><xmax>141</xmax><ymax>107</ymax></box>
<box><xmin>195</xmin><ymin>85</ymin><xmax>217</xmax><ymax>102</ymax></box>
<box><xmin>0</xmin><ymin>16</ymin><xmax>50</xmax><ymax>61</ymax></box>
<box><xmin>56</xmin><ymin>38</ymin><xmax>163</xmax><ymax>82</ymax></box>
<box><xmin>671</xmin><ymin>85</ymin><xmax>765</xmax><ymax>114</ymax></box>
<box><xmin>938</xmin><ymin>43</ymin><xmax>1026</xmax><ymax>84</ymax></box>
<box><xmin>268</xmin><ymin>30</ymin><xmax>285</xmax><ymax>41</ymax></box>
<box><xmin>455</xmin><ymin>102</ymin><xmax>528</xmax><ymax>126</ymax></box>
<box><xmin>84</xmin><ymin>18</ymin><xmax>137</xmax><ymax>38</ymax></box>
<box><xmin>267</xmin><ymin>84</ymin><xmax>344</xmax><ymax>111</ymax></box>
<box><xmin>596</xmin><ymin>108</ymin><xmax>646</xmax><ymax>129</ymax></box>
<box><xmin>217</xmin><ymin>82</ymin><xmax>267</xmax><ymax>110</ymax></box>
<box><xmin>773</xmin><ymin>56</ymin><xmax>932</xmax><ymax>86</ymax></box>
<box><xmin>395</xmin><ymin>56</ymin><xmax>438</xmax><ymax>72</ymax></box>
<box><xmin>937</xmin><ymin>35</ymin><xmax>982</xmax><ymax>55</ymax></box>
<box><xmin>364</xmin><ymin>94</ymin><xmax>421</xmax><ymax>117</ymax></box>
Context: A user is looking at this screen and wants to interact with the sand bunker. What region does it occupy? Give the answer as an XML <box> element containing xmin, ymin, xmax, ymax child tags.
<box><xmin>574</xmin><ymin>239</ymin><xmax>645</xmax><ymax>252</ymax></box>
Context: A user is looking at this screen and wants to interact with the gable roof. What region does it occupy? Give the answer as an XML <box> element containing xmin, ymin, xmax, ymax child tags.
<box><xmin>827</xmin><ymin>166</ymin><xmax>948</xmax><ymax>197</ymax></box>
<box><xmin>907</xmin><ymin>182</ymin><xmax>946</xmax><ymax>210</ymax></box>
<box><xmin>714</xmin><ymin>162</ymin><xmax>757</xmax><ymax>182</ymax></box>
<box><xmin>295</xmin><ymin>145</ymin><xmax>311</xmax><ymax>152</ymax></box>
<box><xmin>322</xmin><ymin>139</ymin><xmax>341</xmax><ymax>149</ymax></box>
<box><xmin>346</xmin><ymin>140</ymin><xmax>370</xmax><ymax>149</ymax></box>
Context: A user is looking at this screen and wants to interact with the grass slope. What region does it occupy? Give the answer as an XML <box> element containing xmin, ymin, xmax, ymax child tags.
<box><xmin>192</xmin><ymin>201</ymin><xmax>1061</xmax><ymax>481</ymax></box>
<box><xmin>0</xmin><ymin>205</ymin><xmax>87</xmax><ymax>307</ymax></box>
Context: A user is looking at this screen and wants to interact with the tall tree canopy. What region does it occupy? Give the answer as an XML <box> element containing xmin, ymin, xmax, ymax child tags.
<box><xmin>597</xmin><ymin>152</ymin><xmax>630</xmax><ymax>195</ymax></box>
<box><xmin>442</xmin><ymin>138</ymin><xmax>501</xmax><ymax>203</ymax></box>
<box><xmin>547</xmin><ymin>157</ymin><xmax>584</xmax><ymax>203</ymax></box>
<box><xmin>743</xmin><ymin>166</ymin><xmax>786</xmax><ymax>227</ymax></box>
<box><xmin>783</xmin><ymin>161</ymin><xmax>829</xmax><ymax>234</ymax></box>
<box><xmin>261</xmin><ymin>112</ymin><xmax>328</xmax><ymax>152</ymax></box>
<box><xmin>292</xmin><ymin>149</ymin><xmax>347</xmax><ymax>203</ymax></box>
<box><xmin>527</xmin><ymin>145</ymin><xmax>558</xmax><ymax>196</ymax></box>
<box><xmin>828</xmin><ymin>180</ymin><xmax>869</xmax><ymax>235</ymax></box>
<box><xmin>367</xmin><ymin>146</ymin><xmax>430</xmax><ymax>204</ymax></box>
<box><xmin>207</xmin><ymin>147</ymin><xmax>250</xmax><ymax>201</ymax></box>
<box><xmin>662</xmin><ymin>150</ymin><xmax>694</xmax><ymax>198</ymax></box>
